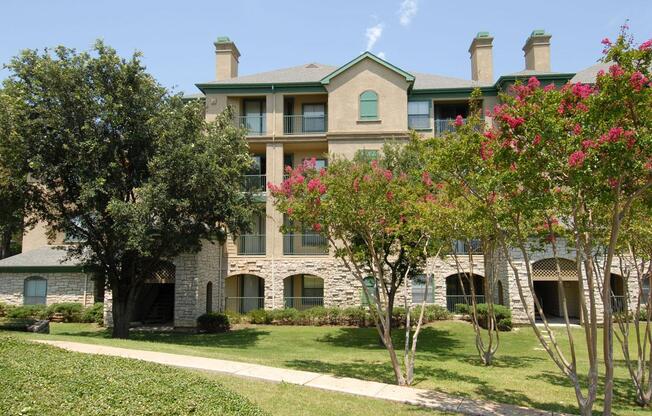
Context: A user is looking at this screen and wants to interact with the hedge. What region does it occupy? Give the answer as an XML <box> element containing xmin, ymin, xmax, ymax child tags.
<box><xmin>197</xmin><ymin>312</ymin><xmax>230</xmax><ymax>333</ymax></box>
<box><xmin>1</xmin><ymin>302</ymin><xmax>104</xmax><ymax>325</ymax></box>
<box><xmin>226</xmin><ymin>305</ymin><xmax>451</xmax><ymax>327</ymax></box>
<box><xmin>454</xmin><ymin>303</ymin><xmax>512</xmax><ymax>331</ymax></box>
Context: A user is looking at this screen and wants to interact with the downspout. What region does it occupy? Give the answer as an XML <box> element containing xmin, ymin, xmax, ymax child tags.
<box><xmin>271</xmin><ymin>84</ymin><xmax>276</xmax><ymax>310</ymax></box>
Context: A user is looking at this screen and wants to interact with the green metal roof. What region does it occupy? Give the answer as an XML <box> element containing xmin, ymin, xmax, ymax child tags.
<box><xmin>320</xmin><ymin>52</ymin><xmax>415</xmax><ymax>85</ymax></box>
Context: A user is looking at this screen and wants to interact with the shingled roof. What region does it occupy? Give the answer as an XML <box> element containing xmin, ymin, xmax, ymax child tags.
<box><xmin>0</xmin><ymin>246</ymin><xmax>82</xmax><ymax>272</ymax></box>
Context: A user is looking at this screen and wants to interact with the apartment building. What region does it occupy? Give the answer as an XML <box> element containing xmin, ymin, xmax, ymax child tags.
<box><xmin>0</xmin><ymin>31</ymin><xmax>643</xmax><ymax>327</ymax></box>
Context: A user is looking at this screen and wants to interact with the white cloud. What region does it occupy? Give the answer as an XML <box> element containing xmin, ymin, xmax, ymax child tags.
<box><xmin>365</xmin><ymin>23</ymin><xmax>384</xmax><ymax>51</ymax></box>
<box><xmin>377</xmin><ymin>51</ymin><xmax>387</xmax><ymax>59</ymax></box>
<box><xmin>398</xmin><ymin>0</ymin><xmax>418</xmax><ymax>26</ymax></box>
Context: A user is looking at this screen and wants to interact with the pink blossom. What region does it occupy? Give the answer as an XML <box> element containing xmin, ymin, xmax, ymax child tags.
<box><xmin>609</xmin><ymin>64</ymin><xmax>625</xmax><ymax>78</ymax></box>
<box><xmin>601</xmin><ymin>38</ymin><xmax>612</xmax><ymax>46</ymax></box>
<box><xmin>319</xmin><ymin>168</ymin><xmax>327</xmax><ymax>177</ymax></box>
<box><xmin>421</xmin><ymin>171</ymin><xmax>433</xmax><ymax>186</ymax></box>
<box><xmin>284</xmin><ymin>165</ymin><xmax>293</xmax><ymax>174</ymax></box>
<box><xmin>582</xmin><ymin>139</ymin><xmax>597</xmax><ymax>150</ymax></box>
<box><xmin>287</xmin><ymin>207</ymin><xmax>294</xmax><ymax>216</ymax></box>
<box><xmin>363</xmin><ymin>174</ymin><xmax>371</xmax><ymax>182</ymax></box>
<box><xmin>424</xmin><ymin>193</ymin><xmax>436</xmax><ymax>203</ymax></box>
<box><xmin>386</xmin><ymin>191</ymin><xmax>394</xmax><ymax>201</ymax></box>
<box><xmin>608</xmin><ymin>127</ymin><xmax>624</xmax><ymax>143</ymax></box>
<box><xmin>293</xmin><ymin>175</ymin><xmax>305</xmax><ymax>185</ymax></box>
<box><xmin>573</xmin><ymin>124</ymin><xmax>582</xmax><ymax>135</ymax></box>
<box><xmin>503</xmin><ymin>115</ymin><xmax>524</xmax><ymax>129</ymax></box>
<box><xmin>608</xmin><ymin>178</ymin><xmax>619</xmax><ymax>188</ymax></box>
<box><xmin>568</xmin><ymin>150</ymin><xmax>586</xmax><ymax>168</ymax></box>
<box><xmin>383</xmin><ymin>169</ymin><xmax>393</xmax><ymax>181</ymax></box>
<box><xmin>645</xmin><ymin>159</ymin><xmax>652</xmax><ymax>171</ymax></box>
<box><xmin>533</xmin><ymin>135</ymin><xmax>542</xmax><ymax>146</ymax></box>
<box><xmin>630</xmin><ymin>71</ymin><xmax>648</xmax><ymax>91</ymax></box>
<box><xmin>480</xmin><ymin>141</ymin><xmax>493</xmax><ymax>161</ymax></box>
<box><xmin>510</xmin><ymin>163</ymin><xmax>517</xmax><ymax>172</ymax></box>
<box><xmin>318</xmin><ymin>184</ymin><xmax>327</xmax><ymax>194</ymax></box>
<box><xmin>624</xmin><ymin>130</ymin><xmax>636</xmax><ymax>149</ymax></box>
<box><xmin>370</xmin><ymin>160</ymin><xmax>378</xmax><ymax>169</ymax></box>
<box><xmin>454</xmin><ymin>115</ymin><xmax>464</xmax><ymax>127</ymax></box>
<box><xmin>543</xmin><ymin>84</ymin><xmax>555</xmax><ymax>92</ymax></box>
<box><xmin>436</xmin><ymin>182</ymin><xmax>445</xmax><ymax>190</ymax></box>
<box><xmin>639</xmin><ymin>39</ymin><xmax>652</xmax><ymax>51</ymax></box>
<box><xmin>312</xmin><ymin>223</ymin><xmax>322</xmax><ymax>232</ymax></box>
<box><xmin>597</xmin><ymin>69</ymin><xmax>606</xmax><ymax>78</ymax></box>
<box><xmin>483</xmin><ymin>131</ymin><xmax>496</xmax><ymax>141</ymax></box>
<box><xmin>571</xmin><ymin>83</ymin><xmax>594</xmax><ymax>99</ymax></box>
<box><xmin>307</xmin><ymin>178</ymin><xmax>321</xmax><ymax>192</ymax></box>
<box><xmin>353</xmin><ymin>178</ymin><xmax>360</xmax><ymax>192</ymax></box>
<box><xmin>527</xmin><ymin>76</ymin><xmax>540</xmax><ymax>89</ymax></box>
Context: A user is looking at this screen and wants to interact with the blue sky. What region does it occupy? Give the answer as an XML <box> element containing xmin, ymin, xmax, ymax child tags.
<box><xmin>2</xmin><ymin>0</ymin><xmax>651</xmax><ymax>94</ymax></box>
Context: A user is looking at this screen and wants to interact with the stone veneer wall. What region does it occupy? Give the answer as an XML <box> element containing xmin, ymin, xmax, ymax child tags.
<box><xmin>0</xmin><ymin>271</ymin><xmax>94</xmax><ymax>306</ymax></box>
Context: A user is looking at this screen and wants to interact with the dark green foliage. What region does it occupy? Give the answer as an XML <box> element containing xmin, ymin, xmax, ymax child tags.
<box><xmin>81</xmin><ymin>302</ymin><xmax>104</xmax><ymax>325</ymax></box>
<box><xmin>0</xmin><ymin>302</ymin><xmax>8</xmax><ymax>317</ymax></box>
<box><xmin>247</xmin><ymin>309</ymin><xmax>272</xmax><ymax>324</ymax></box>
<box><xmin>197</xmin><ymin>312</ymin><xmax>230</xmax><ymax>333</ymax></box>
<box><xmin>46</xmin><ymin>302</ymin><xmax>83</xmax><ymax>322</ymax></box>
<box><xmin>454</xmin><ymin>303</ymin><xmax>470</xmax><ymax>315</ymax></box>
<box><xmin>235</xmin><ymin>306</ymin><xmax>451</xmax><ymax>327</ymax></box>
<box><xmin>5</xmin><ymin>305</ymin><xmax>47</xmax><ymax>319</ymax></box>
<box><xmin>455</xmin><ymin>303</ymin><xmax>512</xmax><ymax>331</ymax></box>
<box><xmin>497</xmin><ymin>318</ymin><xmax>513</xmax><ymax>331</ymax></box>
<box><xmin>0</xmin><ymin>318</ymin><xmax>35</xmax><ymax>331</ymax></box>
<box><xmin>3</xmin><ymin>41</ymin><xmax>253</xmax><ymax>338</ymax></box>
<box><xmin>0</xmin><ymin>336</ymin><xmax>266</xmax><ymax>415</ymax></box>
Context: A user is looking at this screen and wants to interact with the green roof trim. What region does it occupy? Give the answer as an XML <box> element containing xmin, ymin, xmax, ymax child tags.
<box><xmin>530</xmin><ymin>29</ymin><xmax>547</xmax><ymax>37</ymax></box>
<box><xmin>320</xmin><ymin>52</ymin><xmax>415</xmax><ymax>85</ymax></box>
<box><xmin>476</xmin><ymin>32</ymin><xmax>491</xmax><ymax>38</ymax></box>
<box><xmin>196</xmin><ymin>82</ymin><xmax>326</xmax><ymax>94</ymax></box>
<box><xmin>216</xmin><ymin>36</ymin><xmax>232</xmax><ymax>43</ymax></box>
<box><xmin>0</xmin><ymin>265</ymin><xmax>85</xmax><ymax>273</ymax></box>
<box><xmin>495</xmin><ymin>73</ymin><xmax>575</xmax><ymax>90</ymax></box>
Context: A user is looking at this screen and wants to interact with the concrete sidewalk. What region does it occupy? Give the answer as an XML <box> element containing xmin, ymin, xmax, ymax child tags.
<box><xmin>36</xmin><ymin>340</ymin><xmax>567</xmax><ymax>416</ymax></box>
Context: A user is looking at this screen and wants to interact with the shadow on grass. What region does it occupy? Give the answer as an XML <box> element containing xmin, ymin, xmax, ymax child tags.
<box><xmin>54</xmin><ymin>327</ymin><xmax>271</xmax><ymax>349</ymax></box>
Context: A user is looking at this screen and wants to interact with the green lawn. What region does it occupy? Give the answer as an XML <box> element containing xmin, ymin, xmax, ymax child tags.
<box><xmin>6</xmin><ymin>321</ymin><xmax>650</xmax><ymax>415</ymax></box>
<box><xmin>0</xmin><ymin>334</ymin><xmax>445</xmax><ymax>416</ymax></box>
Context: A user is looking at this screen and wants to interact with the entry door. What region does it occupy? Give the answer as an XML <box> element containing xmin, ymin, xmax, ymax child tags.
<box><xmin>242</xmin><ymin>275</ymin><xmax>261</xmax><ymax>312</ymax></box>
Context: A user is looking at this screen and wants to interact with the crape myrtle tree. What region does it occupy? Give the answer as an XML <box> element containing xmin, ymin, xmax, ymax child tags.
<box><xmin>427</xmin><ymin>92</ymin><xmax>502</xmax><ymax>365</ymax></box>
<box><xmin>0</xmin><ymin>90</ymin><xmax>31</xmax><ymax>258</ymax></box>
<box><xmin>3</xmin><ymin>41</ymin><xmax>254</xmax><ymax>339</ymax></box>
<box><xmin>269</xmin><ymin>138</ymin><xmax>453</xmax><ymax>386</ymax></box>
<box><xmin>616</xmin><ymin>197</ymin><xmax>652</xmax><ymax>406</ymax></box>
<box><xmin>477</xmin><ymin>29</ymin><xmax>652</xmax><ymax>414</ymax></box>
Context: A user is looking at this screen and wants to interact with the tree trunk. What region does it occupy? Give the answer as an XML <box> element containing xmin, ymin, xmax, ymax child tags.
<box><xmin>111</xmin><ymin>293</ymin><xmax>132</xmax><ymax>339</ymax></box>
<box><xmin>0</xmin><ymin>228</ymin><xmax>13</xmax><ymax>259</ymax></box>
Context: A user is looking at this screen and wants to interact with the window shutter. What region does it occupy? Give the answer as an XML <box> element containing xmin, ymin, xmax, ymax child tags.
<box><xmin>359</xmin><ymin>91</ymin><xmax>378</xmax><ymax>120</ymax></box>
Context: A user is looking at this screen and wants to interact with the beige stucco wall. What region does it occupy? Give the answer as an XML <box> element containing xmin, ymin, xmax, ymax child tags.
<box><xmin>22</xmin><ymin>220</ymin><xmax>65</xmax><ymax>253</ymax></box>
<box><xmin>325</xmin><ymin>58</ymin><xmax>409</xmax><ymax>134</ymax></box>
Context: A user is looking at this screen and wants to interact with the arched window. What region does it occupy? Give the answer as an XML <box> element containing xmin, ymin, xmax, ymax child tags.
<box><xmin>361</xmin><ymin>277</ymin><xmax>376</xmax><ymax>305</ymax></box>
<box><xmin>206</xmin><ymin>281</ymin><xmax>213</xmax><ymax>313</ymax></box>
<box><xmin>24</xmin><ymin>276</ymin><xmax>47</xmax><ymax>305</ymax></box>
<box><xmin>359</xmin><ymin>90</ymin><xmax>378</xmax><ymax>120</ymax></box>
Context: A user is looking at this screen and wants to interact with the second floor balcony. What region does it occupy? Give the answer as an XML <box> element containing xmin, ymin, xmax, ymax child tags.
<box><xmin>234</xmin><ymin>115</ymin><xmax>266</xmax><ymax>136</ymax></box>
<box><xmin>283</xmin><ymin>114</ymin><xmax>328</xmax><ymax>135</ymax></box>
<box><xmin>237</xmin><ymin>234</ymin><xmax>266</xmax><ymax>255</ymax></box>
<box><xmin>243</xmin><ymin>174</ymin><xmax>267</xmax><ymax>192</ymax></box>
<box><xmin>283</xmin><ymin>233</ymin><xmax>328</xmax><ymax>256</ymax></box>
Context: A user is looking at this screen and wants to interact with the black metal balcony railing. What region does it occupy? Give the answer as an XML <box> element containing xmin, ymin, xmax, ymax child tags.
<box><xmin>611</xmin><ymin>295</ymin><xmax>626</xmax><ymax>313</ymax></box>
<box><xmin>224</xmin><ymin>297</ymin><xmax>264</xmax><ymax>314</ymax></box>
<box><xmin>283</xmin><ymin>233</ymin><xmax>328</xmax><ymax>255</ymax></box>
<box><xmin>234</xmin><ymin>115</ymin><xmax>266</xmax><ymax>136</ymax></box>
<box><xmin>283</xmin><ymin>115</ymin><xmax>327</xmax><ymax>135</ymax></box>
<box><xmin>435</xmin><ymin>118</ymin><xmax>466</xmax><ymax>135</ymax></box>
<box><xmin>284</xmin><ymin>297</ymin><xmax>324</xmax><ymax>310</ymax></box>
<box><xmin>243</xmin><ymin>174</ymin><xmax>267</xmax><ymax>192</ymax></box>
<box><xmin>407</xmin><ymin>114</ymin><xmax>430</xmax><ymax>130</ymax></box>
<box><xmin>237</xmin><ymin>234</ymin><xmax>266</xmax><ymax>255</ymax></box>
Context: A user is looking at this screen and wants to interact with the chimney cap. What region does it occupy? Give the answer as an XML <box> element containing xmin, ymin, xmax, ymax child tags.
<box><xmin>476</xmin><ymin>31</ymin><xmax>491</xmax><ymax>38</ymax></box>
<box><xmin>530</xmin><ymin>29</ymin><xmax>548</xmax><ymax>37</ymax></box>
<box><xmin>214</xmin><ymin>36</ymin><xmax>240</xmax><ymax>60</ymax></box>
<box><xmin>469</xmin><ymin>31</ymin><xmax>493</xmax><ymax>53</ymax></box>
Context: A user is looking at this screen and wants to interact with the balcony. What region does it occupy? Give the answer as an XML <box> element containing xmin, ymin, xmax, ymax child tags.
<box><xmin>435</xmin><ymin>118</ymin><xmax>465</xmax><ymax>135</ymax></box>
<box><xmin>237</xmin><ymin>234</ymin><xmax>266</xmax><ymax>255</ymax></box>
<box><xmin>234</xmin><ymin>115</ymin><xmax>266</xmax><ymax>136</ymax></box>
<box><xmin>224</xmin><ymin>297</ymin><xmax>264</xmax><ymax>314</ymax></box>
<box><xmin>243</xmin><ymin>174</ymin><xmax>266</xmax><ymax>192</ymax></box>
<box><xmin>407</xmin><ymin>114</ymin><xmax>431</xmax><ymax>130</ymax></box>
<box><xmin>283</xmin><ymin>233</ymin><xmax>328</xmax><ymax>255</ymax></box>
<box><xmin>284</xmin><ymin>296</ymin><xmax>324</xmax><ymax>310</ymax></box>
<box><xmin>283</xmin><ymin>114</ymin><xmax>328</xmax><ymax>135</ymax></box>
<box><xmin>452</xmin><ymin>239</ymin><xmax>483</xmax><ymax>255</ymax></box>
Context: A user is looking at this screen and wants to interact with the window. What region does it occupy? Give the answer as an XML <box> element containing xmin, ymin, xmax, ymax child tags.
<box><xmin>243</xmin><ymin>99</ymin><xmax>265</xmax><ymax>134</ymax></box>
<box><xmin>24</xmin><ymin>277</ymin><xmax>47</xmax><ymax>305</ymax></box>
<box><xmin>302</xmin><ymin>104</ymin><xmax>326</xmax><ymax>132</ymax></box>
<box><xmin>206</xmin><ymin>282</ymin><xmax>213</xmax><ymax>313</ymax></box>
<box><xmin>643</xmin><ymin>277</ymin><xmax>650</xmax><ymax>305</ymax></box>
<box><xmin>302</xmin><ymin>275</ymin><xmax>324</xmax><ymax>298</ymax></box>
<box><xmin>412</xmin><ymin>274</ymin><xmax>435</xmax><ymax>304</ymax></box>
<box><xmin>359</xmin><ymin>90</ymin><xmax>378</xmax><ymax>120</ymax></box>
<box><xmin>361</xmin><ymin>277</ymin><xmax>376</xmax><ymax>305</ymax></box>
<box><xmin>408</xmin><ymin>101</ymin><xmax>430</xmax><ymax>130</ymax></box>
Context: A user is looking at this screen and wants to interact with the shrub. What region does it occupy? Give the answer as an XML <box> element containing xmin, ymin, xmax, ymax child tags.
<box><xmin>412</xmin><ymin>305</ymin><xmax>452</xmax><ymax>322</ymax></box>
<box><xmin>340</xmin><ymin>307</ymin><xmax>368</xmax><ymax>327</ymax></box>
<box><xmin>6</xmin><ymin>305</ymin><xmax>47</xmax><ymax>320</ymax></box>
<box><xmin>269</xmin><ymin>308</ymin><xmax>299</xmax><ymax>325</ymax></box>
<box><xmin>225</xmin><ymin>310</ymin><xmax>245</xmax><ymax>325</ymax></box>
<box><xmin>0</xmin><ymin>302</ymin><xmax>10</xmax><ymax>317</ymax></box>
<box><xmin>46</xmin><ymin>302</ymin><xmax>83</xmax><ymax>322</ymax></box>
<box><xmin>454</xmin><ymin>303</ymin><xmax>470</xmax><ymax>315</ymax></box>
<box><xmin>81</xmin><ymin>303</ymin><xmax>104</xmax><ymax>325</ymax></box>
<box><xmin>497</xmin><ymin>318</ymin><xmax>512</xmax><ymax>331</ymax></box>
<box><xmin>196</xmin><ymin>312</ymin><xmax>230</xmax><ymax>333</ymax></box>
<box><xmin>247</xmin><ymin>309</ymin><xmax>271</xmax><ymax>324</ymax></box>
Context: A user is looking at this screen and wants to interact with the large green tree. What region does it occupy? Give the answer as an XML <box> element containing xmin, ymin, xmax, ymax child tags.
<box><xmin>3</xmin><ymin>41</ymin><xmax>253</xmax><ymax>338</ymax></box>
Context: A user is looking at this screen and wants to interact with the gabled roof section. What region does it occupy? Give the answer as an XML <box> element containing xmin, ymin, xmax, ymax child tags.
<box><xmin>0</xmin><ymin>246</ymin><xmax>83</xmax><ymax>273</ymax></box>
<box><xmin>320</xmin><ymin>52</ymin><xmax>415</xmax><ymax>85</ymax></box>
<box><xmin>197</xmin><ymin>63</ymin><xmax>336</xmax><ymax>87</ymax></box>
<box><xmin>570</xmin><ymin>62</ymin><xmax>610</xmax><ymax>84</ymax></box>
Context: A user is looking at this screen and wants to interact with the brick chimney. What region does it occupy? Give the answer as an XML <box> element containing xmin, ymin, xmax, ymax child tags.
<box><xmin>523</xmin><ymin>30</ymin><xmax>551</xmax><ymax>72</ymax></box>
<box><xmin>468</xmin><ymin>32</ymin><xmax>494</xmax><ymax>83</ymax></box>
<box><xmin>214</xmin><ymin>36</ymin><xmax>240</xmax><ymax>80</ymax></box>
